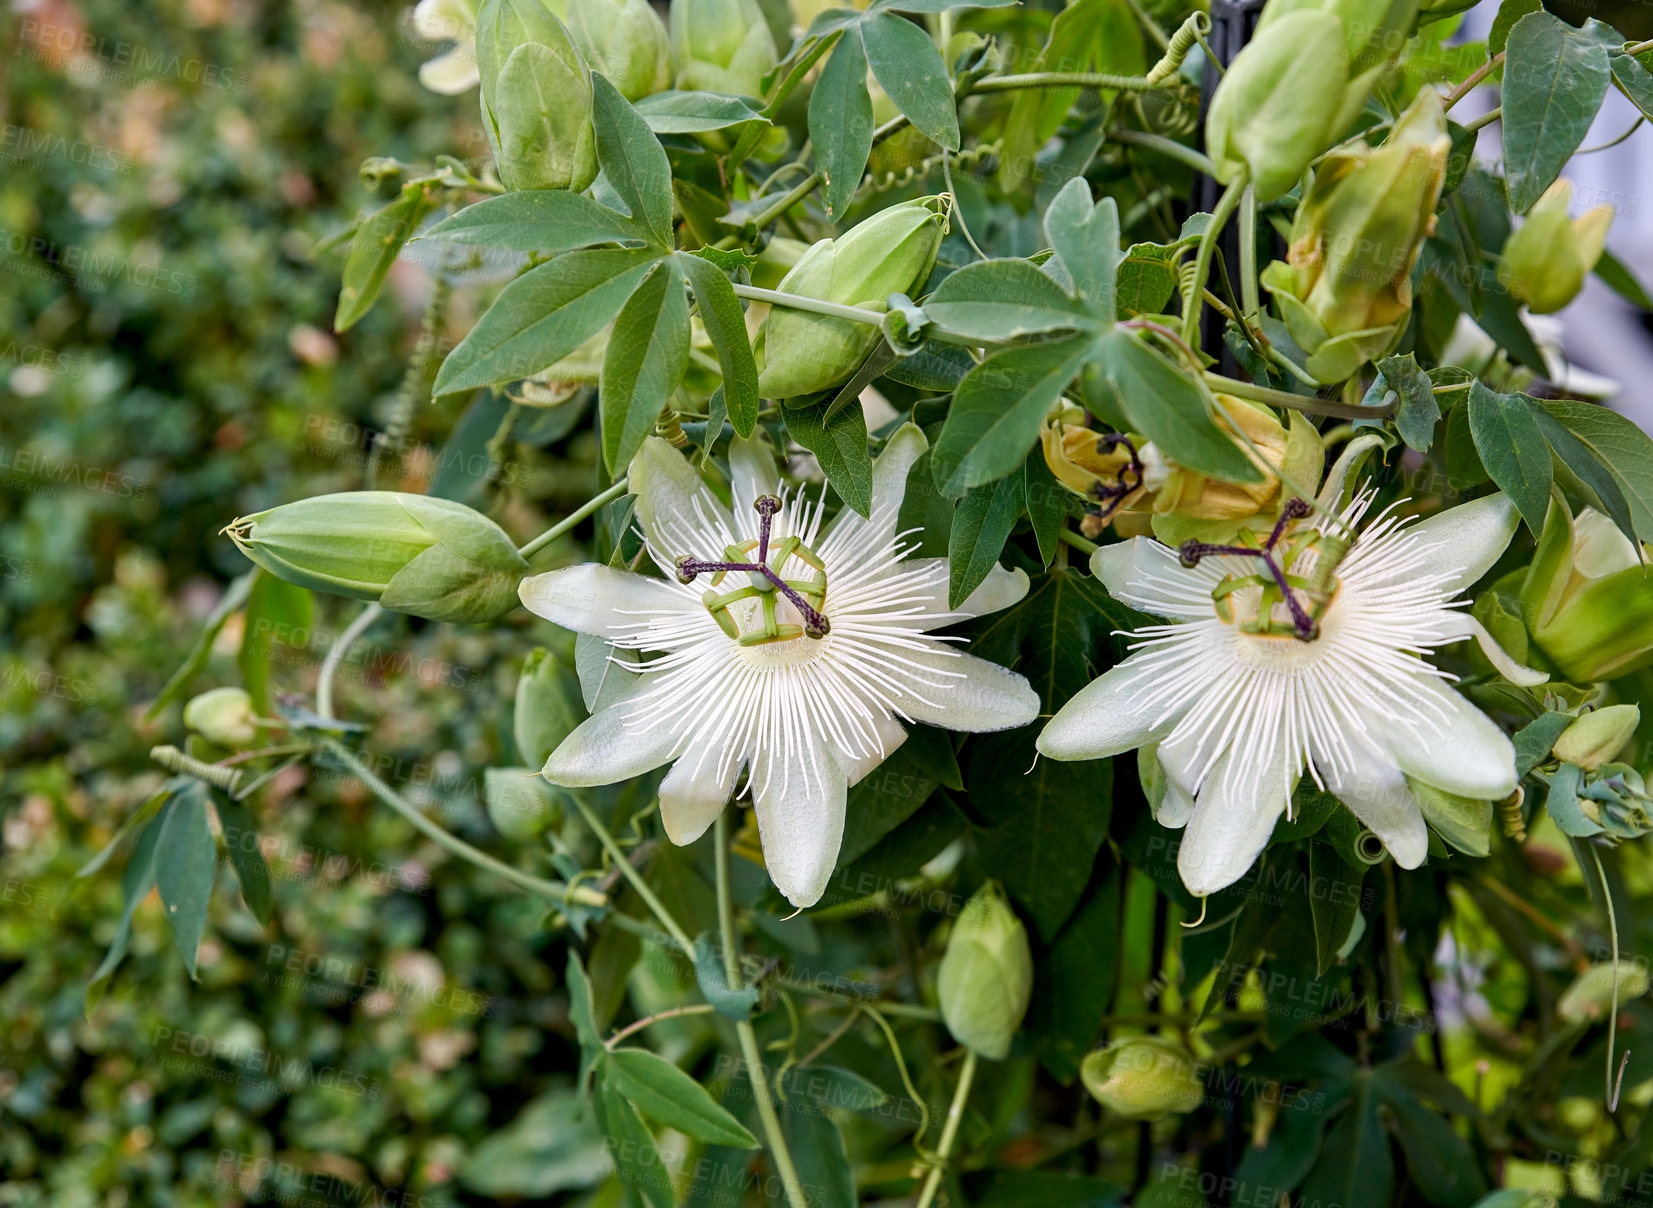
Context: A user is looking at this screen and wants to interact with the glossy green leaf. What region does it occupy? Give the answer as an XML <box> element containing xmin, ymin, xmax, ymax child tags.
<box><xmin>1610</xmin><ymin>50</ymin><xmax>1653</xmax><ymax>120</ymax></box>
<box><xmin>1024</xmin><ymin>450</ymin><xmax>1067</xmax><ymax>568</ymax></box>
<box><xmin>1030</xmin><ymin>862</ymin><xmax>1120</xmax><ymax>1080</ymax></box>
<box><xmin>1501</xmin><ymin>11</ymin><xmax>1611</xmax><ymax>212</ymax></box>
<box><xmin>1375</xmin><ymin>1070</ymin><xmax>1487</xmax><ymax>1207</ymax></box>
<box><xmin>335</xmin><ymin>182</ymin><xmax>436</xmax><ymax>331</ymax></box>
<box><xmin>422</xmin><ymin>189</ymin><xmax>640</xmax><ymax>250</ymax></box>
<box><xmin>1299</xmin><ymin>1072</ymin><xmax>1394</xmax><ymax>1207</ymax></box>
<box><xmin>932</xmin><ymin>337</ymin><xmax>1090</xmax><ymax>497</ymax></box>
<box><xmin>923</xmin><ymin>258</ymin><xmax>1093</xmax><ymax>341</ymax></box>
<box><xmin>691</xmin><ymin>933</ymin><xmax>760</xmax><ymax>1020</ymax></box>
<box><xmin>601</xmin><ymin>258</ymin><xmax>692</xmax><ymax>472</ymax></box>
<box><xmin>1488</xmin><ymin>0</ymin><xmax>1539</xmax><ymax>57</ymax></box>
<box><xmin>1595</xmin><ymin>246</ymin><xmax>1653</xmax><ymax>311</ymax></box>
<box><xmin>1115</xmin><ymin>244</ymin><xmax>1179</xmax><ymax>319</ymax></box>
<box><xmin>948</xmin><ymin>470</ymin><xmax>1024</xmax><ymax>608</ymax></box>
<box><xmin>608</xmin><ymin>1048</ymin><xmax>760</xmax><ymax>1148</ymax></box>
<box><xmin>591</xmin><ymin>74</ymin><xmax>673</xmax><ymax>249</ymax></box>
<box><xmin>87</xmin><ymin>792</ymin><xmax>169</xmax><ymax>1008</ymax></box>
<box><xmin>211</xmin><ymin>788</ymin><xmax>271</xmax><ymax>926</ymax></box>
<box><xmin>863</xmin><ymin>11</ymin><xmax>959</xmax><ymax>151</ymax></box>
<box><xmin>1309</xmin><ymin>843</ymin><xmax>1364</xmax><ymax>976</ymax></box>
<box><xmin>810</xmin><ymin>32</ymin><xmax>875</xmax><ymax>221</ymax></box>
<box><xmin>1466</xmin><ymin>382</ymin><xmax>1551</xmax><ymax>535</ymax></box>
<box><xmin>1090</xmin><ymin>329</ymin><xmax>1263</xmax><ymax>483</ymax></box>
<box><xmin>778</xmin><ymin>1105</ymin><xmax>857</xmax><ymax>1208</ymax></box>
<box><xmin>785</xmin><ymin>399</ymin><xmax>874</xmax><ymax>517</ymax></box>
<box><xmin>677</xmin><ymin>253</ymin><xmax>759</xmax><ymax>437</ymax></box>
<box><xmin>1528</xmin><ymin>402</ymin><xmax>1637</xmax><ymax>547</ymax></box>
<box><xmin>154</xmin><ymin>781</ymin><xmax>217</xmax><ymax>978</ymax></box>
<box><xmin>1537</xmin><ymin>397</ymin><xmax>1653</xmax><ymax>542</ymax></box>
<box><xmin>566</xmin><ymin>949</ymin><xmax>605</xmax><ymax>1090</ymax></box>
<box><xmin>434</xmin><ymin>248</ymin><xmax>659</xmax><ymax>394</ymax></box>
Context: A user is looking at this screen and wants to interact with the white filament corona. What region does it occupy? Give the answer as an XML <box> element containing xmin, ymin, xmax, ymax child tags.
<box><xmin>1039</xmin><ymin>490</ymin><xmax>1544</xmax><ymax>897</ymax></box>
<box><xmin>521</xmin><ymin>428</ymin><xmax>1039</xmax><ymax>907</ymax></box>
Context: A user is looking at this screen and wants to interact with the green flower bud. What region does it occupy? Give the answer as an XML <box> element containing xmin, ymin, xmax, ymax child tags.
<box><xmin>1499</xmin><ymin>180</ymin><xmax>1613</xmax><ymax>315</ymax></box>
<box><xmin>1081</xmin><ymin>1036</ymin><xmax>1205</xmax><ymax>1120</ymax></box>
<box><xmin>227</xmin><ymin>492</ymin><xmax>529</xmax><ymax>624</ymax></box>
<box><xmin>183</xmin><ymin>687</ymin><xmax>259</xmax><ymax>748</ymax></box>
<box><xmin>477</xmin><ymin>0</ymin><xmax>598</xmax><ymax>191</ymax></box>
<box><xmin>1556</xmin><ymin>960</ymin><xmax>1650</xmax><ymax>1024</ymax></box>
<box><xmin>668</xmin><ymin>0</ymin><xmax>777</xmax><ymax>98</ymax></box>
<box><xmin>515</xmin><ymin>647</ymin><xmax>586</xmax><ymax>768</ymax></box>
<box><xmin>755</xmin><ymin>197</ymin><xmax>945</xmax><ymax>399</ymax></box>
<box><xmin>1553</xmin><ymin>705</ymin><xmax>1640</xmax><ymax>772</ymax></box>
<box><xmin>1262</xmin><ymin>88</ymin><xmax>1448</xmax><ymax>383</ymax></box>
<box><xmin>937</xmin><ymin>881</ymin><xmax>1032</xmax><ymax>1060</ymax></box>
<box><xmin>1204</xmin><ymin>10</ymin><xmax>1349</xmax><ymax>201</ymax></box>
<box><xmin>1520</xmin><ymin>498</ymin><xmax>1653</xmax><ymax>682</ymax></box>
<box><xmin>484</xmin><ymin>767</ymin><xmax>565</xmax><ymax>841</ymax></box>
<box><xmin>1253</xmin><ymin>0</ymin><xmax>1420</xmax><ymax>131</ymax></box>
<box><xmin>1407</xmin><ymin>777</ymin><xmax>1492</xmax><ymax>857</ymax></box>
<box><xmin>565</xmin><ymin>0</ymin><xmax>669</xmax><ymax>101</ymax></box>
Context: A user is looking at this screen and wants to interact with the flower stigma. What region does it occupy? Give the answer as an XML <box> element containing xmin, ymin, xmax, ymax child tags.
<box><xmin>1176</xmin><ymin>498</ymin><xmax>1352</xmax><ymax>642</ymax></box>
<box><xmin>674</xmin><ymin>495</ymin><xmax>831</xmax><ymax>644</ymax></box>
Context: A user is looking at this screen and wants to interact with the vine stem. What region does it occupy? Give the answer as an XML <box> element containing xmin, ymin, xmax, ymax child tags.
<box><xmin>317</xmin><ymin>602</ymin><xmax>383</xmax><ymax>721</ymax></box>
<box><xmin>320</xmin><ymin>739</ymin><xmax>607</xmax><ymax>908</ymax></box>
<box><xmin>970</xmin><ymin>70</ymin><xmax>1164</xmax><ymax>93</ymax></box>
<box><xmin>605</xmin><ymin>1003</ymin><xmax>718</xmax><ymax>1049</ymax></box>
<box><xmin>571</xmin><ymin>793</ymin><xmax>695</xmax><ymax>954</ymax></box>
<box><xmin>1589</xmin><ymin>847</ymin><xmax>1629</xmax><ymax>1112</ymax></box>
<box><xmin>1181</xmin><ymin>175</ymin><xmax>1246</xmax><ymax>346</ymax></box>
<box><xmin>1109</xmin><ymin>129</ymin><xmax>1218</xmax><ymax>177</ymax></box>
<box><xmin>1463</xmin><ymin>106</ymin><xmax>1501</xmax><ymax>134</ymax></box>
<box><xmin>1442</xmin><ymin>53</ymin><xmax>1503</xmax><ymax>110</ymax></box>
<box><xmin>1201</xmin><ymin>371</ymin><xmax>1396</xmax><ymax>420</ymax></box>
<box><xmin>1059</xmin><ymin>529</ymin><xmax>1098</xmax><ymax>555</ymax></box>
<box><xmin>716</xmin><ymin>812</ymin><xmax>811</xmax><ymax>1208</ymax></box>
<box><xmin>732</xmin><ymin>283</ymin><xmax>888</xmax><ymax>327</ymax></box>
<box><xmin>518</xmin><ymin>476</ymin><xmax>631</xmax><ymax>560</ymax></box>
<box><xmin>915</xmin><ymin>1047</ymin><xmax>977</xmax><ymax>1208</ymax></box>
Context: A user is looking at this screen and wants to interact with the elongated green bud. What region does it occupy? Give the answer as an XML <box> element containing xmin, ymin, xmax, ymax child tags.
<box><xmin>226</xmin><ymin>492</ymin><xmax>529</xmax><ymax>624</ymax></box>
<box><xmin>937</xmin><ymin>881</ymin><xmax>1032</xmax><ymax>1060</ymax></box>
<box><xmin>477</xmin><ymin>0</ymin><xmax>598</xmax><ymax>191</ymax></box>
<box><xmin>1261</xmin><ymin>88</ymin><xmax>1448</xmax><ymax>383</ymax></box>
<box><xmin>1204</xmin><ymin>10</ymin><xmax>1348</xmax><ymax>201</ymax></box>
<box><xmin>755</xmin><ymin>197</ymin><xmax>945</xmax><ymax>399</ymax></box>
<box><xmin>668</xmin><ymin>0</ymin><xmax>777</xmax><ymax>98</ymax></box>
<box><xmin>1081</xmin><ymin>1036</ymin><xmax>1206</xmax><ymax>1120</ymax></box>
<box><xmin>1553</xmin><ymin>705</ymin><xmax>1640</xmax><ymax>773</ymax></box>
<box><xmin>1499</xmin><ymin>180</ymin><xmax>1613</xmax><ymax>315</ymax></box>
<box><xmin>565</xmin><ymin>0</ymin><xmax>669</xmax><ymax>100</ymax></box>
<box><xmin>183</xmin><ymin>687</ymin><xmax>259</xmax><ymax>748</ymax></box>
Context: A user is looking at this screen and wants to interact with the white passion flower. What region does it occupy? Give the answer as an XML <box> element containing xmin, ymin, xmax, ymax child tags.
<box><xmin>1037</xmin><ymin>489</ymin><xmax>1546</xmax><ymax>898</ymax></box>
<box><xmin>413</xmin><ymin>0</ymin><xmax>480</xmax><ymax>94</ymax></box>
<box><xmin>520</xmin><ymin>428</ymin><xmax>1040</xmax><ymax>907</ymax></box>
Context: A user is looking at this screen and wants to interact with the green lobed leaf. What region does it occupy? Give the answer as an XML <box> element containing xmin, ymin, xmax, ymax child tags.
<box><xmin>1043</xmin><ymin>179</ymin><xmax>1119</xmax><ymax>318</ymax></box>
<box><xmin>1376</xmin><ymin>354</ymin><xmax>1441</xmax><ymax>454</ymax></box>
<box><xmin>1091</xmin><ymin>328</ymin><xmax>1263</xmax><ymax>484</ymax></box>
<box><xmin>691</xmin><ymin>933</ymin><xmax>760</xmax><ymax>1020</ymax></box>
<box><xmin>601</xmin><ymin>258</ymin><xmax>692</xmax><ymax>473</ymax></box>
<box><xmin>144</xmin><ymin>572</ymin><xmax>255</xmax><ymax>721</ymax></box>
<box><xmin>153</xmin><ymin>781</ymin><xmax>218</xmax><ymax>979</ymax></box>
<box><xmin>810</xmin><ymin>32</ymin><xmax>875</xmax><ymax>221</ymax></box>
<box><xmin>1488</xmin><ymin>0</ymin><xmax>1539</xmax><ymax>58</ymax></box>
<box><xmin>777</xmin><ymin>1104</ymin><xmax>857</xmax><ymax>1208</ymax></box>
<box><xmin>1513</xmin><ymin>711</ymin><xmax>1573</xmax><ymax>776</ymax></box>
<box><xmin>1595</xmin><ymin>246</ymin><xmax>1653</xmax><ymax>311</ymax></box>
<box><xmin>210</xmin><ymin>788</ymin><xmax>272</xmax><ymax>926</ymax></box>
<box><xmin>566</xmin><ymin>949</ymin><xmax>605</xmax><ymax>1090</ymax></box>
<box><xmin>593</xmin><ymin>1074</ymin><xmax>674</xmax><ymax>1208</ymax></box>
<box><xmin>1024</xmin><ymin>450</ymin><xmax>1067</xmax><ymax>568</ymax></box>
<box><xmin>784</xmin><ymin>399</ymin><xmax>874</xmax><ymax>516</ymax></box>
<box><xmin>591</xmin><ymin>74</ymin><xmax>673</xmax><ymax>249</ymax></box>
<box><xmin>862</xmin><ymin>11</ymin><xmax>959</xmax><ymax>151</ymax></box>
<box><xmin>1298</xmin><ymin>1072</ymin><xmax>1394</xmax><ymax>1207</ymax></box>
<box><xmin>1501</xmin><ymin>11</ymin><xmax>1612</xmax><ymax>212</ymax></box>
<box><xmin>1466</xmin><ymin>382</ymin><xmax>1551</xmax><ymax>535</ymax></box>
<box><xmin>1115</xmin><ymin>244</ymin><xmax>1179</xmax><ymax>319</ymax></box>
<box><xmin>932</xmin><ymin>336</ymin><xmax>1091</xmax><ymax>497</ymax></box>
<box><xmin>633</xmin><ymin>89</ymin><xmax>769</xmax><ymax>133</ymax></box>
<box><xmin>1610</xmin><ymin>50</ymin><xmax>1653</xmax><ymax>121</ymax></box>
<box><xmin>923</xmin><ymin>258</ymin><xmax>1094</xmax><ymax>342</ymax></box>
<box><xmin>1308</xmin><ymin>843</ymin><xmax>1365</xmax><ymax>977</ymax></box>
<box><xmin>422</xmin><ymin>189</ymin><xmax>641</xmax><ymax>250</ymax></box>
<box><xmin>87</xmin><ymin>792</ymin><xmax>170</xmax><ymax>1009</ymax></box>
<box><xmin>335</xmin><ymin>182</ymin><xmax>436</xmax><ymax>331</ymax></box>
<box><xmin>1030</xmin><ymin>861</ymin><xmax>1121</xmax><ymax>1081</ymax></box>
<box><xmin>434</xmin><ymin>247</ymin><xmax>660</xmax><ymax>394</ymax></box>
<box><xmin>948</xmin><ymin>469</ymin><xmax>1024</xmax><ymax>608</ymax></box>
<box><xmin>607</xmin><ymin>1048</ymin><xmax>760</xmax><ymax>1148</ymax></box>
<box><xmin>676</xmin><ymin>253</ymin><xmax>759</xmax><ymax>437</ymax></box>
<box><xmin>1375</xmin><ymin>1068</ymin><xmax>1488</xmax><ymax>1207</ymax></box>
